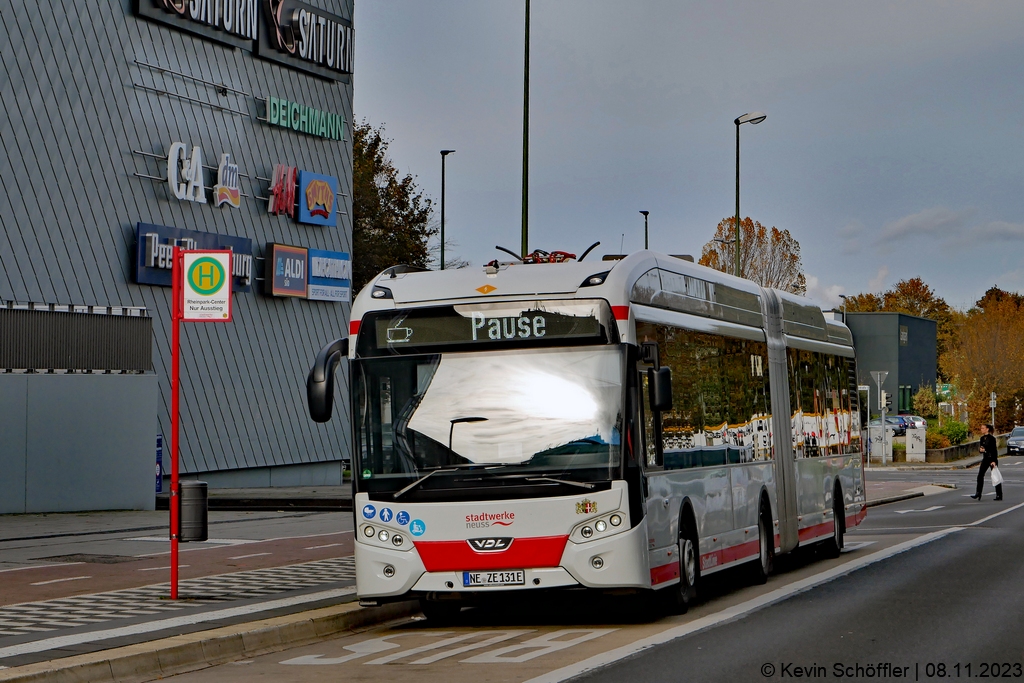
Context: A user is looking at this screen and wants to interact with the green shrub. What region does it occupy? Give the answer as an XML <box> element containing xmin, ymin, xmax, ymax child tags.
<box><xmin>939</xmin><ymin>420</ymin><xmax>969</xmax><ymax>445</ymax></box>
<box><xmin>926</xmin><ymin>431</ymin><xmax>951</xmax><ymax>449</ymax></box>
<box><xmin>892</xmin><ymin>441</ymin><xmax>906</xmax><ymax>452</ymax></box>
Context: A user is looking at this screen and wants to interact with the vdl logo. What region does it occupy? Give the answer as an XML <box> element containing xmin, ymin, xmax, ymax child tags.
<box><xmin>187</xmin><ymin>257</ymin><xmax>226</xmax><ymax>295</ymax></box>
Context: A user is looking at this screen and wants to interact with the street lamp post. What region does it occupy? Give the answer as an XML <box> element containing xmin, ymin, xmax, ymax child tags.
<box><xmin>839</xmin><ymin>294</ymin><xmax>849</xmax><ymax>324</ymax></box>
<box><xmin>733</xmin><ymin>112</ymin><xmax>766</xmax><ymax>278</ymax></box>
<box><xmin>440</xmin><ymin>150</ymin><xmax>455</xmax><ymax>270</ymax></box>
<box><xmin>521</xmin><ymin>0</ymin><xmax>530</xmax><ymax>258</ymax></box>
<box><xmin>640</xmin><ymin>211</ymin><xmax>649</xmax><ymax>249</ymax></box>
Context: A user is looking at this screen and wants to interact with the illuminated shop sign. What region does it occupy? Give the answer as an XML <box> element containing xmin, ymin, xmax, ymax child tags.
<box><xmin>136</xmin><ymin>0</ymin><xmax>259</xmax><ymax>50</ymax></box>
<box><xmin>265</xmin><ymin>243</ymin><xmax>308</xmax><ymax>297</ymax></box>
<box><xmin>213</xmin><ymin>154</ymin><xmax>241</xmax><ymax>208</ymax></box>
<box><xmin>264</xmin><ymin>96</ymin><xmax>345</xmax><ymax>140</ymax></box>
<box><xmin>258</xmin><ymin>0</ymin><xmax>354</xmax><ymax>81</ymax></box>
<box><xmin>268</xmin><ymin>164</ymin><xmax>297</xmax><ymax>217</ymax></box>
<box><xmin>134</xmin><ymin>223</ymin><xmax>253</xmax><ymax>292</ymax></box>
<box><xmin>307</xmin><ymin>249</ymin><xmax>350</xmax><ymax>303</ymax></box>
<box><xmin>298</xmin><ymin>171</ymin><xmax>337</xmax><ymax>226</ymax></box>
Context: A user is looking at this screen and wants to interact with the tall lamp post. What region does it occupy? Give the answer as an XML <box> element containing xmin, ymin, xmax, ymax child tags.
<box><xmin>839</xmin><ymin>294</ymin><xmax>849</xmax><ymax>324</ymax></box>
<box><xmin>733</xmin><ymin>111</ymin><xmax>766</xmax><ymax>278</ymax></box>
<box><xmin>521</xmin><ymin>0</ymin><xmax>530</xmax><ymax>258</ymax></box>
<box><xmin>440</xmin><ymin>150</ymin><xmax>455</xmax><ymax>270</ymax></box>
<box><xmin>640</xmin><ymin>211</ymin><xmax>649</xmax><ymax>249</ymax></box>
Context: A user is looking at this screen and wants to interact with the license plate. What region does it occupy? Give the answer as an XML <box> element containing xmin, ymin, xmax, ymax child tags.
<box><xmin>462</xmin><ymin>570</ymin><xmax>525</xmax><ymax>587</ymax></box>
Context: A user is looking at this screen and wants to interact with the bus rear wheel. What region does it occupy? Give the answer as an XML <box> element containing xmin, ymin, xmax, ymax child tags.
<box><xmin>749</xmin><ymin>502</ymin><xmax>773</xmax><ymax>585</ymax></box>
<box><xmin>821</xmin><ymin>489</ymin><xmax>844</xmax><ymax>559</ymax></box>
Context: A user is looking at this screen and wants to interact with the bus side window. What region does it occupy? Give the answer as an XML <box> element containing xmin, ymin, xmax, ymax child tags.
<box><xmin>640</xmin><ymin>369</ymin><xmax>661</xmax><ymax>468</ymax></box>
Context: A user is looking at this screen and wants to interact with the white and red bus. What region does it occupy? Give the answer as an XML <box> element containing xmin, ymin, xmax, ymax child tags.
<box><xmin>307</xmin><ymin>249</ymin><xmax>867</xmax><ymax>618</ymax></box>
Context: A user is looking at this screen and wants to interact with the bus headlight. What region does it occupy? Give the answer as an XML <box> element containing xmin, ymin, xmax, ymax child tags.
<box><xmin>378</xmin><ymin>529</ymin><xmax>390</xmax><ymax>542</ymax></box>
<box><xmin>392</xmin><ymin>534</ymin><xmax>404</xmax><ymax>547</ymax></box>
<box><xmin>595</xmin><ymin>520</ymin><xmax>607</xmax><ymax>533</ymax></box>
<box><xmin>363</xmin><ymin>525</ymin><xmax>375</xmax><ymax>538</ymax></box>
<box><xmin>610</xmin><ymin>514</ymin><xmax>622</xmax><ymax>527</ymax></box>
<box><xmin>581</xmin><ymin>526</ymin><xmax>594</xmax><ymax>538</ymax></box>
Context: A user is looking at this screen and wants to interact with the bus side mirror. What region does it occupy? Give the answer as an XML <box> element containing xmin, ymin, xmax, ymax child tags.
<box><xmin>307</xmin><ymin>338</ymin><xmax>349</xmax><ymax>423</ymax></box>
<box><xmin>651</xmin><ymin>366</ymin><xmax>672</xmax><ymax>412</ymax></box>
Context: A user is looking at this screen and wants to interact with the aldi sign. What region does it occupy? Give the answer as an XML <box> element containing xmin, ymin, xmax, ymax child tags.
<box><xmin>307</xmin><ymin>249</ymin><xmax>350</xmax><ymax>302</ymax></box>
<box><xmin>265</xmin><ymin>243</ymin><xmax>308</xmax><ymax>297</ymax></box>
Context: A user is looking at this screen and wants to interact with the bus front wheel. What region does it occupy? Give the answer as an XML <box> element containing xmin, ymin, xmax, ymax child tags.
<box><xmin>749</xmin><ymin>500</ymin><xmax>774</xmax><ymax>585</ymax></box>
<box><xmin>670</xmin><ymin>515</ymin><xmax>699</xmax><ymax>614</ymax></box>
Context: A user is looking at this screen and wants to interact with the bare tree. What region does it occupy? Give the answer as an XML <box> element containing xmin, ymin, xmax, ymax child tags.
<box><xmin>699</xmin><ymin>217</ymin><xmax>806</xmax><ymax>294</ymax></box>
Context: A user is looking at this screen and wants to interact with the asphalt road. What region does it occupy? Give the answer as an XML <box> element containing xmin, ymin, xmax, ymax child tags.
<box><xmin>163</xmin><ymin>456</ymin><xmax>1024</xmax><ymax>683</ymax></box>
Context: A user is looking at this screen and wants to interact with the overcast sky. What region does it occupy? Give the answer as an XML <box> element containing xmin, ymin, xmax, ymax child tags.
<box><xmin>352</xmin><ymin>1</ymin><xmax>1024</xmax><ymax>309</ymax></box>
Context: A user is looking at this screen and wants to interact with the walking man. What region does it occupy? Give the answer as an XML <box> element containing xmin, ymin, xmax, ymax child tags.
<box><xmin>972</xmin><ymin>423</ymin><xmax>1002</xmax><ymax>500</ymax></box>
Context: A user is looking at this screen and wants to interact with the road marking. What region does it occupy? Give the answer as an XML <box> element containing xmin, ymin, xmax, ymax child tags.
<box><xmin>840</xmin><ymin>541</ymin><xmax>877</xmax><ymax>551</ymax></box>
<box><xmin>528</xmin><ymin>500</ymin><xmax>1024</xmax><ymax>683</ymax></box>
<box><xmin>305</xmin><ymin>543</ymin><xmax>345</xmax><ymax>550</ymax></box>
<box><xmin>138</xmin><ymin>565</ymin><xmax>189</xmax><ymax>572</ymax></box>
<box><xmin>895</xmin><ymin>506</ymin><xmax>945</xmax><ymax>514</ymax></box>
<box><xmin>29</xmin><ymin>576</ymin><xmax>91</xmax><ymax>586</ymax></box>
<box><xmin>127</xmin><ymin>537</ymin><xmax>257</xmax><ymax>545</ymax></box>
<box><xmin>462</xmin><ymin>629</ymin><xmax>616</xmax><ymax>663</ymax></box>
<box><xmin>0</xmin><ymin>587</ymin><xmax>356</xmax><ymax>660</ymax></box>
<box><xmin>0</xmin><ymin>563</ymin><xmax>86</xmax><ymax>574</ymax></box>
<box><xmin>229</xmin><ymin>553</ymin><xmax>272</xmax><ymax>560</ymax></box>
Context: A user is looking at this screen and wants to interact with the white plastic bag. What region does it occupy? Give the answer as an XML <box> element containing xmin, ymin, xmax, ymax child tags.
<box><xmin>991</xmin><ymin>465</ymin><xmax>1004</xmax><ymax>487</ymax></box>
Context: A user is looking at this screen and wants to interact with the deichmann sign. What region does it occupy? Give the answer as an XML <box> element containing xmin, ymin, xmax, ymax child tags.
<box><xmin>307</xmin><ymin>249</ymin><xmax>350</xmax><ymax>302</ymax></box>
<box><xmin>135</xmin><ymin>0</ymin><xmax>353</xmax><ymax>82</ymax></box>
<box><xmin>134</xmin><ymin>223</ymin><xmax>253</xmax><ymax>292</ymax></box>
<box><xmin>258</xmin><ymin>0</ymin><xmax>354</xmax><ymax>81</ymax></box>
<box><xmin>264</xmin><ymin>96</ymin><xmax>345</xmax><ymax>140</ymax></box>
<box><xmin>182</xmin><ymin>252</ymin><xmax>233</xmax><ymax>321</ymax></box>
<box><xmin>264</xmin><ymin>243</ymin><xmax>308</xmax><ymax>297</ymax></box>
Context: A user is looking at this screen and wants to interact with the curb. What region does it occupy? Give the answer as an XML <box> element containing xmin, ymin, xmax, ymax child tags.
<box><xmin>0</xmin><ymin>600</ymin><xmax>419</xmax><ymax>683</ymax></box>
<box><xmin>865</xmin><ymin>492</ymin><xmax>924</xmax><ymax>508</ymax></box>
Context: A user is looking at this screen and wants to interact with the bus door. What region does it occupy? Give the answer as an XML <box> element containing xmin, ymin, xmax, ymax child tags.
<box><xmin>637</xmin><ymin>346</ymin><xmax>672</xmax><ymax>553</ymax></box>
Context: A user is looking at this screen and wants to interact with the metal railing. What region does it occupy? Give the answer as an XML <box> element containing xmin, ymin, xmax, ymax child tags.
<box><xmin>0</xmin><ymin>302</ymin><xmax>152</xmax><ymax>373</ymax></box>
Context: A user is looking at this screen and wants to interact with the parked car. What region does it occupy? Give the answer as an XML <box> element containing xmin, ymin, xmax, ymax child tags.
<box><xmin>902</xmin><ymin>415</ymin><xmax>927</xmax><ymax>430</ymax></box>
<box><xmin>1007</xmin><ymin>427</ymin><xmax>1024</xmax><ymax>454</ymax></box>
<box><xmin>868</xmin><ymin>416</ymin><xmax>907</xmax><ymax>436</ymax></box>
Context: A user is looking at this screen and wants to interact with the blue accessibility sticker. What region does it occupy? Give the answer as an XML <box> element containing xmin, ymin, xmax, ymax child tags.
<box><xmin>409</xmin><ymin>519</ymin><xmax>426</xmax><ymax>537</ymax></box>
<box><xmin>379</xmin><ymin>507</ymin><xmax>394</xmax><ymax>523</ymax></box>
<box><xmin>361</xmin><ymin>504</ymin><xmax>376</xmax><ymax>520</ymax></box>
<box><xmin>396</xmin><ymin>511</ymin><xmax>410</xmax><ymax>526</ymax></box>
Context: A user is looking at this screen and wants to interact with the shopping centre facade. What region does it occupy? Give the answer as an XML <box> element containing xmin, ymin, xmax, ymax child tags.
<box><xmin>0</xmin><ymin>1</ymin><xmax>354</xmax><ymax>510</ymax></box>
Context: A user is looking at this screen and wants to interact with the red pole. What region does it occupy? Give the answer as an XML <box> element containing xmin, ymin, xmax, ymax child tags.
<box><xmin>170</xmin><ymin>248</ymin><xmax>181</xmax><ymax>600</ymax></box>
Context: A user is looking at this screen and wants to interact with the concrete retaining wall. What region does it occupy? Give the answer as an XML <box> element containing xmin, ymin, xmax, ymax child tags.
<box><xmin>0</xmin><ymin>374</ymin><xmax>157</xmax><ymax>514</ymax></box>
<box><xmin>925</xmin><ymin>434</ymin><xmax>1008</xmax><ymax>463</ymax></box>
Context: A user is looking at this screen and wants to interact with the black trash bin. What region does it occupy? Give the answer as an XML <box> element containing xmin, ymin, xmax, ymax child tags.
<box><xmin>179</xmin><ymin>481</ymin><xmax>208</xmax><ymax>542</ymax></box>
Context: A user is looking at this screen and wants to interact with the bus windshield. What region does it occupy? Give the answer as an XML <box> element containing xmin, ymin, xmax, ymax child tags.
<box><xmin>353</xmin><ymin>346</ymin><xmax>623</xmax><ymax>500</ymax></box>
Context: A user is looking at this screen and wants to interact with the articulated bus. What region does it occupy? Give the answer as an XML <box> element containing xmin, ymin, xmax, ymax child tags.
<box><xmin>307</xmin><ymin>250</ymin><xmax>867</xmax><ymax>618</ymax></box>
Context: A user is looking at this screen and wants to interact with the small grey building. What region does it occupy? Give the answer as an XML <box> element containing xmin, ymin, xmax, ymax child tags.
<box><xmin>845</xmin><ymin>312</ymin><xmax>938</xmax><ymax>415</ymax></box>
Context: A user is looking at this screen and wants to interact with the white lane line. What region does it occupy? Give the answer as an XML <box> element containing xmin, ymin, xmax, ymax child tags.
<box><xmin>228</xmin><ymin>553</ymin><xmax>272</xmax><ymax>560</ymax></box>
<box><xmin>30</xmin><ymin>576</ymin><xmax>91</xmax><ymax>586</ymax></box>
<box><xmin>895</xmin><ymin>506</ymin><xmax>944</xmax><ymax>514</ymax></box>
<box><xmin>0</xmin><ymin>563</ymin><xmax>85</xmax><ymax>574</ymax></box>
<box><xmin>305</xmin><ymin>543</ymin><xmax>345</xmax><ymax>550</ymax></box>
<box><xmin>126</xmin><ymin>538</ymin><xmax>257</xmax><ymax>545</ymax></box>
<box><xmin>0</xmin><ymin>587</ymin><xmax>356</xmax><ymax>660</ymax></box>
<box><xmin>528</xmin><ymin>500</ymin><xmax>1024</xmax><ymax>683</ymax></box>
<box><xmin>138</xmin><ymin>565</ymin><xmax>189</xmax><ymax>572</ymax></box>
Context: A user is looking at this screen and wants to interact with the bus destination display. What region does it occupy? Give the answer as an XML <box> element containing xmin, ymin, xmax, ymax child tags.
<box><xmin>372</xmin><ymin>306</ymin><xmax>605</xmax><ymax>350</ymax></box>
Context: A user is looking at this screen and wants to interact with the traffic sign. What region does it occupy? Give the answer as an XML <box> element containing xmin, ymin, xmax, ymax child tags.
<box><xmin>181</xmin><ymin>251</ymin><xmax>232</xmax><ymax>322</ymax></box>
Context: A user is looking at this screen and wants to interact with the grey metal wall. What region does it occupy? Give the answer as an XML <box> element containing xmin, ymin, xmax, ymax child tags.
<box><xmin>897</xmin><ymin>315</ymin><xmax>937</xmax><ymax>393</ymax></box>
<box><xmin>0</xmin><ymin>374</ymin><xmax>158</xmax><ymax>513</ymax></box>
<box><xmin>0</xmin><ymin>1</ymin><xmax>352</xmax><ymax>481</ymax></box>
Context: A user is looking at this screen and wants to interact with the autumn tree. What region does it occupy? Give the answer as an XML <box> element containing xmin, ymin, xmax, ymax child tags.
<box><xmin>912</xmin><ymin>385</ymin><xmax>938</xmax><ymax>419</ymax></box>
<box><xmin>843</xmin><ymin>293</ymin><xmax>883</xmax><ymax>312</ymax></box>
<box><xmin>941</xmin><ymin>294</ymin><xmax>1024</xmax><ymax>432</ymax></box>
<box><xmin>352</xmin><ymin>120</ymin><xmax>435</xmax><ymax>291</ymax></box>
<box><xmin>699</xmin><ymin>217</ymin><xmax>806</xmax><ymax>294</ymax></box>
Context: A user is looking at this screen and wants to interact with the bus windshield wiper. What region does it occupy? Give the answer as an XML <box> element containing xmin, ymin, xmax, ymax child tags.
<box><xmin>392</xmin><ymin>463</ymin><xmax>499</xmax><ymax>500</ymax></box>
<box><xmin>524</xmin><ymin>476</ymin><xmax>595</xmax><ymax>490</ymax></box>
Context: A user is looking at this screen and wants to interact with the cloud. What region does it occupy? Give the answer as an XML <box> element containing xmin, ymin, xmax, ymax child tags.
<box><xmin>837</xmin><ymin>220</ymin><xmax>866</xmax><ymax>255</ymax></box>
<box><xmin>868</xmin><ymin>265</ymin><xmax>889</xmax><ymax>291</ymax></box>
<box><xmin>878</xmin><ymin>207</ymin><xmax>974</xmax><ymax>242</ymax></box>
<box><xmin>974</xmin><ymin>221</ymin><xmax>1024</xmax><ymax>241</ymax></box>
<box><xmin>805</xmin><ymin>273</ymin><xmax>845</xmax><ymax>308</ymax></box>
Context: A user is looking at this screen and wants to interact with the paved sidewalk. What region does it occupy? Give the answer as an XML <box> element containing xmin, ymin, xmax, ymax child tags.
<box><xmin>156</xmin><ymin>486</ymin><xmax>354</xmax><ymax>511</ymax></box>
